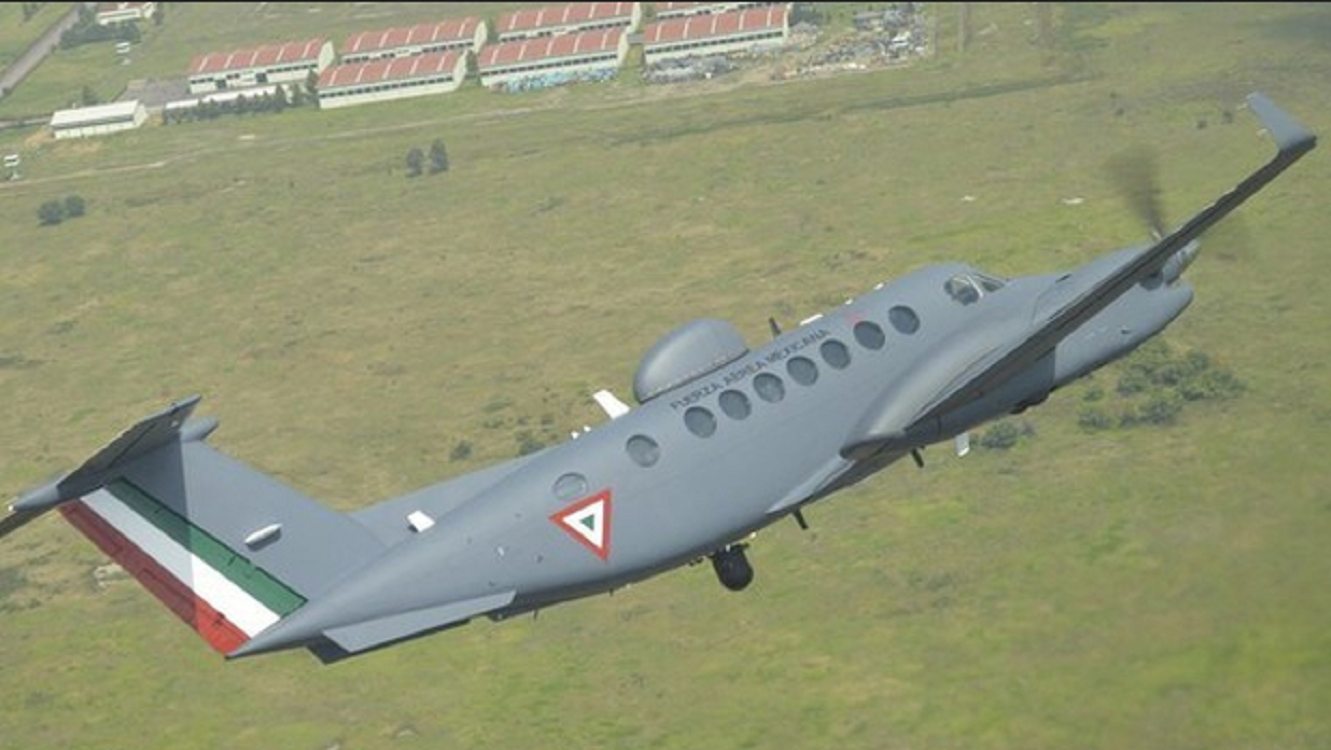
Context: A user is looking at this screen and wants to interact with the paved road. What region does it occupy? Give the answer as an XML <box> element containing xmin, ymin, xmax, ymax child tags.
<box><xmin>0</xmin><ymin>2</ymin><xmax>95</xmax><ymax>101</ymax></box>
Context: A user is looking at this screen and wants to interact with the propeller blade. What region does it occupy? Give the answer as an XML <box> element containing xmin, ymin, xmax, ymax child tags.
<box><xmin>1106</xmin><ymin>145</ymin><xmax>1166</xmax><ymax>239</ymax></box>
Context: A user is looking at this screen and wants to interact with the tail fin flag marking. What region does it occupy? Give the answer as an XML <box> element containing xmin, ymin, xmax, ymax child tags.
<box><xmin>61</xmin><ymin>480</ymin><xmax>306</xmax><ymax>654</ymax></box>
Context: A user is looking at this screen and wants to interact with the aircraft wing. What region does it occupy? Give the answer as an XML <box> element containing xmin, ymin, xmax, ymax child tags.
<box><xmin>910</xmin><ymin>92</ymin><xmax>1315</xmax><ymax>427</ymax></box>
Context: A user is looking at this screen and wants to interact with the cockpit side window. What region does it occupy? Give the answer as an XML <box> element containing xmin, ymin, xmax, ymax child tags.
<box><xmin>944</xmin><ymin>272</ymin><xmax>1006</xmax><ymax>304</ymax></box>
<box><xmin>945</xmin><ymin>275</ymin><xmax>982</xmax><ymax>305</ymax></box>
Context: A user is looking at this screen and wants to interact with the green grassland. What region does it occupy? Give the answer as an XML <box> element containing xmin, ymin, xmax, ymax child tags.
<box><xmin>0</xmin><ymin>3</ymin><xmax>1329</xmax><ymax>749</ymax></box>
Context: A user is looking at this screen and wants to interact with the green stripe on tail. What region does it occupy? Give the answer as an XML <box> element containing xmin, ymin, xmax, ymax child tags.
<box><xmin>107</xmin><ymin>479</ymin><xmax>306</xmax><ymax>616</ymax></box>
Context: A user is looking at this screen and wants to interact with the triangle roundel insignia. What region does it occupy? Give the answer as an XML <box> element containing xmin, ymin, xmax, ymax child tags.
<box><xmin>549</xmin><ymin>489</ymin><xmax>612</xmax><ymax>561</ymax></box>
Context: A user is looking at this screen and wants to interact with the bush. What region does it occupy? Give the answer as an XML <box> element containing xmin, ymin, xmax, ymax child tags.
<box><xmin>429</xmin><ymin>139</ymin><xmax>449</xmax><ymax>173</ymax></box>
<box><xmin>60</xmin><ymin>9</ymin><xmax>140</xmax><ymax>50</ymax></box>
<box><xmin>1179</xmin><ymin>365</ymin><xmax>1246</xmax><ymax>402</ymax></box>
<box><xmin>979</xmin><ymin>420</ymin><xmax>1022</xmax><ymax>450</ymax></box>
<box><xmin>38</xmin><ymin>200</ymin><xmax>65</xmax><ymax>225</ymax></box>
<box><xmin>449</xmin><ymin>440</ymin><xmax>473</xmax><ymax>462</ymax></box>
<box><xmin>1139</xmin><ymin>392</ymin><xmax>1183</xmax><ymax>425</ymax></box>
<box><xmin>1092</xmin><ymin>338</ymin><xmax>1247</xmax><ymax>431</ymax></box>
<box><xmin>63</xmin><ymin>195</ymin><xmax>85</xmax><ymax>218</ymax></box>
<box><xmin>405</xmin><ymin>147</ymin><xmax>424</xmax><ymax>178</ymax></box>
<box><xmin>37</xmin><ymin>195</ymin><xmax>89</xmax><ymax>226</ymax></box>
<box><xmin>1116</xmin><ymin>368</ymin><xmax>1149</xmax><ymax>396</ymax></box>
<box><xmin>515</xmin><ymin>430</ymin><xmax>545</xmax><ymax>456</ymax></box>
<box><xmin>1078</xmin><ymin>405</ymin><xmax>1114</xmax><ymax>431</ymax></box>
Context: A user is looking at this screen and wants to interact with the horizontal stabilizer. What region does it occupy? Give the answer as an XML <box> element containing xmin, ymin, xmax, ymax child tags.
<box><xmin>12</xmin><ymin>396</ymin><xmax>203</xmax><ymax>513</ymax></box>
<box><xmin>0</xmin><ymin>507</ymin><xmax>44</xmax><ymax>540</ymax></box>
<box><xmin>321</xmin><ymin>591</ymin><xmax>516</xmax><ymax>660</ymax></box>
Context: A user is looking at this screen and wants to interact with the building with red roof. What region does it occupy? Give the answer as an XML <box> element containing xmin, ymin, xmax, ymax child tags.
<box><xmin>477</xmin><ymin>27</ymin><xmax>629</xmax><ymax>90</ymax></box>
<box><xmin>652</xmin><ymin>2</ymin><xmax>777</xmax><ymax>20</ymax></box>
<box><xmin>495</xmin><ymin>2</ymin><xmax>641</xmax><ymax>41</ymax></box>
<box><xmin>341</xmin><ymin>17</ymin><xmax>488</xmax><ymax>64</ymax></box>
<box><xmin>187</xmin><ymin>38</ymin><xmax>335</xmax><ymax>95</ymax></box>
<box><xmin>317</xmin><ymin>50</ymin><xmax>469</xmax><ymax>110</ymax></box>
<box><xmin>642</xmin><ymin>5</ymin><xmax>788</xmax><ymax>64</ymax></box>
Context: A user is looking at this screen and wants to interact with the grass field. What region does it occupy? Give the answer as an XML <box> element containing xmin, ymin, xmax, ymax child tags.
<box><xmin>1</xmin><ymin>3</ymin><xmax>1329</xmax><ymax>749</ymax></box>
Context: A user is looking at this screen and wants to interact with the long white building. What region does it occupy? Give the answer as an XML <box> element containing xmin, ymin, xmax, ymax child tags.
<box><xmin>187</xmin><ymin>39</ymin><xmax>334</xmax><ymax>95</ymax></box>
<box><xmin>318</xmin><ymin>51</ymin><xmax>469</xmax><ymax>110</ymax></box>
<box><xmin>652</xmin><ymin>2</ymin><xmax>778</xmax><ymax>20</ymax></box>
<box><xmin>642</xmin><ymin>5</ymin><xmax>789</xmax><ymax>64</ymax></box>
<box><xmin>495</xmin><ymin>2</ymin><xmax>641</xmax><ymax>41</ymax></box>
<box><xmin>340</xmin><ymin>17</ymin><xmax>488</xmax><ymax>64</ymax></box>
<box><xmin>50</xmin><ymin>100</ymin><xmax>148</xmax><ymax>139</ymax></box>
<box><xmin>478</xmin><ymin>27</ymin><xmax>628</xmax><ymax>90</ymax></box>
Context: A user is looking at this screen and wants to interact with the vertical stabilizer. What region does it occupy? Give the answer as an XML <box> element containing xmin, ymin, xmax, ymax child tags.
<box><xmin>8</xmin><ymin>397</ymin><xmax>388</xmax><ymax>655</ymax></box>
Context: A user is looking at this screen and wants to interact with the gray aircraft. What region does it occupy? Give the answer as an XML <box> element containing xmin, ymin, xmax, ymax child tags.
<box><xmin>1</xmin><ymin>93</ymin><xmax>1316</xmax><ymax>663</ymax></box>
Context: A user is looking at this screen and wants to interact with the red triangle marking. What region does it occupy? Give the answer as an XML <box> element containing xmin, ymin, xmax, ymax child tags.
<box><xmin>549</xmin><ymin>489</ymin><xmax>612</xmax><ymax>561</ymax></box>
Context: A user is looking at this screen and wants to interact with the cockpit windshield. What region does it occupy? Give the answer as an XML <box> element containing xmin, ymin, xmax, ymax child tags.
<box><xmin>944</xmin><ymin>272</ymin><xmax>1006</xmax><ymax>305</ymax></box>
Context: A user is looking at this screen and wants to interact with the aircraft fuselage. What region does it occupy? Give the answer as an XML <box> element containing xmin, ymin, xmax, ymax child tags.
<box><xmin>253</xmin><ymin>252</ymin><xmax>1194</xmax><ymax>655</ymax></box>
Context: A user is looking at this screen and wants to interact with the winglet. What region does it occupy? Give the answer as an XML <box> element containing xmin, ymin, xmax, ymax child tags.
<box><xmin>11</xmin><ymin>395</ymin><xmax>201</xmax><ymax>513</ymax></box>
<box><xmin>1248</xmin><ymin>92</ymin><xmax>1317</xmax><ymax>155</ymax></box>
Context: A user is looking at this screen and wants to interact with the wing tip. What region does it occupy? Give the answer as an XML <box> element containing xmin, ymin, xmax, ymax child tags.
<box><xmin>1246</xmin><ymin>91</ymin><xmax>1317</xmax><ymax>155</ymax></box>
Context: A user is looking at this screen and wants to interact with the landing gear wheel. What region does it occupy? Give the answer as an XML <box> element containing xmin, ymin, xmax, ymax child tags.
<box><xmin>710</xmin><ymin>544</ymin><xmax>754</xmax><ymax>592</ymax></box>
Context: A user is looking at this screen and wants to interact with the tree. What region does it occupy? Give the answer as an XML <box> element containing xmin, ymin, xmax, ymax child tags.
<box><xmin>38</xmin><ymin>200</ymin><xmax>65</xmax><ymax>226</ymax></box>
<box><xmin>979</xmin><ymin>420</ymin><xmax>1022</xmax><ymax>450</ymax></box>
<box><xmin>405</xmin><ymin>147</ymin><xmax>424</xmax><ymax>177</ymax></box>
<box><xmin>63</xmin><ymin>195</ymin><xmax>85</xmax><ymax>218</ymax></box>
<box><xmin>80</xmin><ymin>85</ymin><xmax>99</xmax><ymax>106</ymax></box>
<box><xmin>428</xmin><ymin>138</ymin><xmax>449</xmax><ymax>173</ymax></box>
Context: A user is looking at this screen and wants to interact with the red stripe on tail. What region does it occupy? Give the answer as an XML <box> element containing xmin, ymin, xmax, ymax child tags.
<box><xmin>60</xmin><ymin>500</ymin><xmax>251</xmax><ymax>655</ymax></box>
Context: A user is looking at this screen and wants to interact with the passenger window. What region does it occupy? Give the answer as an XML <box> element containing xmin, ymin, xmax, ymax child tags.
<box><xmin>626</xmin><ymin>435</ymin><xmax>660</xmax><ymax>467</ymax></box>
<box><xmin>787</xmin><ymin>356</ymin><xmax>818</xmax><ymax>386</ymax></box>
<box><xmin>684</xmin><ymin>406</ymin><xmax>718</xmax><ymax>438</ymax></box>
<box><xmin>719</xmin><ymin>389</ymin><xmax>751</xmax><ymax>420</ymax></box>
<box><xmin>889</xmin><ymin>305</ymin><xmax>920</xmax><ymax>334</ymax></box>
<box><xmin>753</xmin><ymin>373</ymin><xmax>785</xmax><ymax>403</ymax></box>
<box><xmin>553</xmin><ymin>473</ymin><xmax>588</xmax><ymax>501</ymax></box>
<box><xmin>820</xmin><ymin>339</ymin><xmax>851</xmax><ymax>370</ymax></box>
<box><xmin>853</xmin><ymin>320</ymin><xmax>886</xmax><ymax>350</ymax></box>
